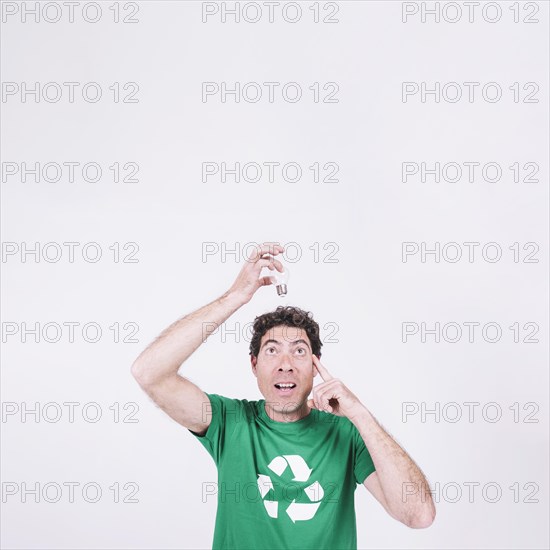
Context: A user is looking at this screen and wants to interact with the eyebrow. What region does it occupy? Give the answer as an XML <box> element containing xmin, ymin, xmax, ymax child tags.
<box><xmin>260</xmin><ymin>339</ymin><xmax>311</xmax><ymax>350</ymax></box>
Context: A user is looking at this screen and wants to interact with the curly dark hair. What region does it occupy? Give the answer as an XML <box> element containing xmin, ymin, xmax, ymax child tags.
<box><xmin>249</xmin><ymin>306</ymin><xmax>322</xmax><ymax>359</ymax></box>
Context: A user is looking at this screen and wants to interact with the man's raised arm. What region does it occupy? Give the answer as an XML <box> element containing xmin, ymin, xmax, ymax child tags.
<box><xmin>130</xmin><ymin>242</ymin><xmax>284</xmax><ymax>433</ymax></box>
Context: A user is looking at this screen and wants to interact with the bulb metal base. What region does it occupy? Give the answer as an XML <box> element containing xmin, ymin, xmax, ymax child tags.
<box><xmin>276</xmin><ymin>284</ymin><xmax>287</xmax><ymax>296</ymax></box>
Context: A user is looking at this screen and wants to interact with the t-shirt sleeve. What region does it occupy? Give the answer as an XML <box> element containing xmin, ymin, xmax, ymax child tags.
<box><xmin>353</xmin><ymin>424</ymin><xmax>376</xmax><ymax>484</ymax></box>
<box><xmin>187</xmin><ymin>392</ymin><xmax>239</xmax><ymax>466</ymax></box>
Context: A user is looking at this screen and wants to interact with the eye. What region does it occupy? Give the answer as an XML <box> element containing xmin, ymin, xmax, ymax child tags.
<box><xmin>266</xmin><ymin>347</ymin><xmax>276</xmax><ymax>354</ymax></box>
<box><xmin>296</xmin><ymin>348</ymin><xmax>306</xmax><ymax>354</ymax></box>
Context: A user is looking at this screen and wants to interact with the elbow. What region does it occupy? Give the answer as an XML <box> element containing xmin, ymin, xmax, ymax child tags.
<box><xmin>130</xmin><ymin>361</ymin><xmax>141</xmax><ymax>380</ymax></box>
<box><xmin>405</xmin><ymin>507</ymin><xmax>436</xmax><ymax>529</ymax></box>
<box><xmin>131</xmin><ymin>361</ymin><xmax>150</xmax><ymax>386</ymax></box>
<box><xmin>131</xmin><ymin>361</ymin><xmax>172</xmax><ymax>389</ymax></box>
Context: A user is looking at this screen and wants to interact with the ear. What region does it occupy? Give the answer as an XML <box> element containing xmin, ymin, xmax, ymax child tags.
<box><xmin>250</xmin><ymin>355</ymin><xmax>257</xmax><ymax>377</ymax></box>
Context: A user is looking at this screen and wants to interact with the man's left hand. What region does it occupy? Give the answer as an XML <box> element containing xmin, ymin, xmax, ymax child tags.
<box><xmin>307</xmin><ymin>355</ymin><xmax>364</xmax><ymax>420</ymax></box>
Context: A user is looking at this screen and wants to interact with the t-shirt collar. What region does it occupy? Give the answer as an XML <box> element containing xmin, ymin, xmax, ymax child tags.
<box><xmin>257</xmin><ymin>399</ymin><xmax>317</xmax><ymax>432</ymax></box>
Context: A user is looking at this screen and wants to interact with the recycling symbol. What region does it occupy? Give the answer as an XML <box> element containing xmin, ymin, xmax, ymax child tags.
<box><xmin>257</xmin><ymin>454</ymin><xmax>324</xmax><ymax>523</ymax></box>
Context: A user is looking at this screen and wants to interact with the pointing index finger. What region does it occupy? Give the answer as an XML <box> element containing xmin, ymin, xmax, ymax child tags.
<box><xmin>312</xmin><ymin>355</ymin><xmax>333</xmax><ymax>382</ymax></box>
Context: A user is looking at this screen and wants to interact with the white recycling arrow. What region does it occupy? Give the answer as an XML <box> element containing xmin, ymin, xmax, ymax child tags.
<box><xmin>268</xmin><ymin>455</ymin><xmax>312</xmax><ymax>481</ymax></box>
<box><xmin>283</xmin><ymin>455</ymin><xmax>312</xmax><ymax>481</ymax></box>
<box><xmin>267</xmin><ymin>456</ymin><xmax>288</xmax><ymax>477</ymax></box>
<box><xmin>261</xmin><ymin>454</ymin><xmax>323</xmax><ymax>522</ymax></box>
<box><xmin>286</xmin><ymin>500</ymin><xmax>322</xmax><ymax>523</ymax></box>
<box><xmin>257</xmin><ymin>474</ymin><xmax>274</xmax><ymax>499</ymax></box>
<box><xmin>264</xmin><ymin>499</ymin><xmax>278</xmax><ymax>518</ymax></box>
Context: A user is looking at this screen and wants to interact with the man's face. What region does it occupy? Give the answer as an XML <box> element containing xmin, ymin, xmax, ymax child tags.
<box><xmin>251</xmin><ymin>325</ymin><xmax>317</xmax><ymax>415</ymax></box>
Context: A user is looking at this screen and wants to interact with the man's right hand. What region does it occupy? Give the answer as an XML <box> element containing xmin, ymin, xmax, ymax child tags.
<box><xmin>226</xmin><ymin>242</ymin><xmax>285</xmax><ymax>305</ymax></box>
<box><xmin>132</xmin><ymin>242</ymin><xmax>285</xmax><ymax>434</ymax></box>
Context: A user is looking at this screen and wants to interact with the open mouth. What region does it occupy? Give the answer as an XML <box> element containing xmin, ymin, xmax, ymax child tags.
<box><xmin>274</xmin><ymin>383</ymin><xmax>296</xmax><ymax>394</ymax></box>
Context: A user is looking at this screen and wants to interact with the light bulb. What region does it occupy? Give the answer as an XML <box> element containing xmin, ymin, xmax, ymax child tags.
<box><xmin>261</xmin><ymin>265</ymin><xmax>290</xmax><ymax>296</ymax></box>
<box><xmin>271</xmin><ymin>265</ymin><xmax>289</xmax><ymax>296</ymax></box>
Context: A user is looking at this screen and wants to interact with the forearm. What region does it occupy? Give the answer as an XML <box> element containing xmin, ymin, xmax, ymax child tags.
<box><xmin>131</xmin><ymin>290</ymin><xmax>244</xmax><ymax>384</ymax></box>
<box><xmin>350</xmin><ymin>406</ymin><xmax>435</xmax><ymax>527</ymax></box>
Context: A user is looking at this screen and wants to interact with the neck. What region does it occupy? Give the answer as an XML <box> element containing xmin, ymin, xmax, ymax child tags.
<box><xmin>264</xmin><ymin>400</ymin><xmax>311</xmax><ymax>423</ymax></box>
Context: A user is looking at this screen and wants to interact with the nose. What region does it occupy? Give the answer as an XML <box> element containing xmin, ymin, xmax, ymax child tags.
<box><xmin>278</xmin><ymin>354</ymin><xmax>293</xmax><ymax>371</ymax></box>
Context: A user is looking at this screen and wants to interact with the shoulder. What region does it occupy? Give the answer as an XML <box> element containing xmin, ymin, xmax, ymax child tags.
<box><xmin>314</xmin><ymin>411</ymin><xmax>366</xmax><ymax>448</ymax></box>
<box><xmin>203</xmin><ymin>392</ymin><xmax>260</xmax><ymax>419</ymax></box>
<box><xmin>314</xmin><ymin>409</ymin><xmax>355</xmax><ymax>432</ymax></box>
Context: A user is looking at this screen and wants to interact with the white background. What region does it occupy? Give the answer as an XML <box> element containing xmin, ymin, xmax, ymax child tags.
<box><xmin>1</xmin><ymin>1</ymin><xmax>549</xmax><ymax>548</ymax></box>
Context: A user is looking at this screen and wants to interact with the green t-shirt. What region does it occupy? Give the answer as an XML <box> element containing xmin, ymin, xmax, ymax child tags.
<box><xmin>188</xmin><ymin>392</ymin><xmax>376</xmax><ymax>550</ymax></box>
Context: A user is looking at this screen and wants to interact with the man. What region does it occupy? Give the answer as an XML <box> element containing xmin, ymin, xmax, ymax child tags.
<box><xmin>131</xmin><ymin>242</ymin><xmax>436</xmax><ymax>549</ymax></box>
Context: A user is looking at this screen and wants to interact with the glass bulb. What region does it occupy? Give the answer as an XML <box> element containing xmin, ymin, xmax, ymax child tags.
<box><xmin>261</xmin><ymin>265</ymin><xmax>290</xmax><ymax>296</ymax></box>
